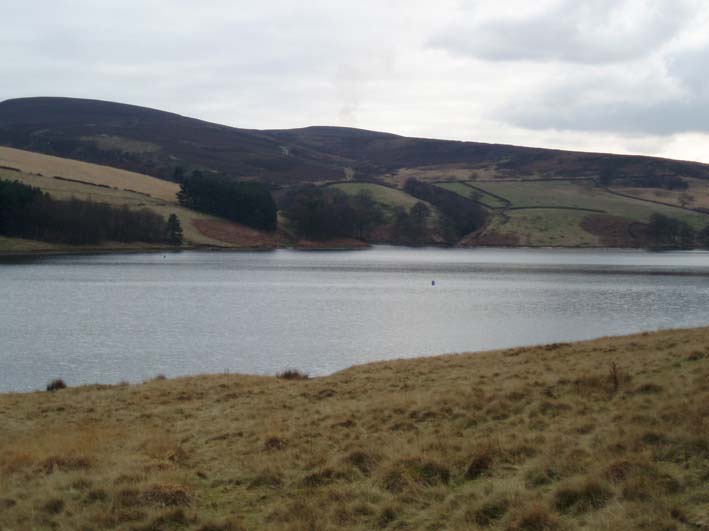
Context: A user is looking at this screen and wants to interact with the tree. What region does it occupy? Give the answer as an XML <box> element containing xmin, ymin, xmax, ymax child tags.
<box><xmin>0</xmin><ymin>178</ymin><xmax>170</xmax><ymax>244</ymax></box>
<box><xmin>172</xmin><ymin>166</ymin><xmax>186</xmax><ymax>183</ymax></box>
<box><xmin>351</xmin><ymin>190</ymin><xmax>384</xmax><ymax>240</ymax></box>
<box><xmin>679</xmin><ymin>225</ymin><xmax>696</xmax><ymax>249</ymax></box>
<box><xmin>392</xmin><ymin>202</ymin><xmax>430</xmax><ymax>244</ymax></box>
<box><xmin>698</xmin><ymin>225</ymin><xmax>709</xmax><ymax>249</ymax></box>
<box><xmin>403</xmin><ymin>178</ymin><xmax>486</xmax><ymax>243</ymax></box>
<box><xmin>281</xmin><ymin>186</ymin><xmax>356</xmax><ymax>240</ymax></box>
<box><xmin>599</xmin><ymin>167</ymin><xmax>618</xmax><ymax>187</ymax></box>
<box><xmin>410</xmin><ymin>201</ymin><xmax>431</xmax><ymax>223</ymax></box>
<box><xmin>166</xmin><ymin>214</ymin><xmax>183</xmax><ymax>245</ymax></box>
<box><xmin>646</xmin><ymin>213</ymin><xmax>696</xmax><ymax>249</ymax></box>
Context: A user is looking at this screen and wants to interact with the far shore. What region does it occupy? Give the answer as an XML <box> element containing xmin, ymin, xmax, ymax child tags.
<box><xmin>2</xmin><ymin>240</ymin><xmax>701</xmax><ymax>259</ymax></box>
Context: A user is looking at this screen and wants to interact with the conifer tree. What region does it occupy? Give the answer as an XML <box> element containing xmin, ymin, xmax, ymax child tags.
<box><xmin>167</xmin><ymin>213</ymin><xmax>183</xmax><ymax>245</ymax></box>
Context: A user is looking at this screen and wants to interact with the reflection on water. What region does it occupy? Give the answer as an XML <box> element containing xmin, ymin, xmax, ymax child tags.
<box><xmin>1</xmin><ymin>246</ymin><xmax>708</xmax><ymax>392</ymax></box>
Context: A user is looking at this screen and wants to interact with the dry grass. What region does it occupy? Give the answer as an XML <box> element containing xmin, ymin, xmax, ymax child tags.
<box><xmin>0</xmin><ymin>146</ymin><xmax>178</xmax><ymax>202</ymax></box>
<box><xmin>1</xmin><ymin>327</ymin><xmax>708</xmax><ymax>530</ymax></box>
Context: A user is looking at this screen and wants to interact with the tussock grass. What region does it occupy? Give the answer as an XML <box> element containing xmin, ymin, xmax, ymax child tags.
<box><xmin>1</xmin><ymin>327</ymin><xmax>708</xmax><ymax>529</ymax></box>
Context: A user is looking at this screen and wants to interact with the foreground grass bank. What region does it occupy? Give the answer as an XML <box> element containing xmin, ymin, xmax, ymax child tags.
<box><xmin>1</xmin><ymin>328</ymin><xmax>708</xmax><ymax>530</ymax></box>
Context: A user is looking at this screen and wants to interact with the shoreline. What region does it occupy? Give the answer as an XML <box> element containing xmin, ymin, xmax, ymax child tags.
<box><xmin>2</xmin><ymin>325</ymin><xmax>707</xmax><ymax>396</ymax></box>
<box><xmin>2</xmin><ymin>241</ymin><xmax>705</xmax><ymax>259</ymax></box>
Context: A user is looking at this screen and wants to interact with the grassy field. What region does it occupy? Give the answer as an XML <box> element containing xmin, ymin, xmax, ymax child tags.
<box><xmin>472</xmin><ymin>180</ymin><xmax>709</xmax><ymax>228</ymax></box>
<box><xmin>459</xmin><ymin>180</ymin><xmax>709</xmax><ymax>247</ymax></box>
<box><xmin>612</xmin><ymin>178</ymin><xmax>709</xmax><ymax>211</ymax></box>
<box><xmin>0</xmin><ymin>236</ymin><xmax>66</xmax><ymax>253</ymax></box>
<box><xmin>479</xmin><ymin>210</ymin><xmax>602</xmax><ymax>247</ymax></box>
<box><xmin>1</xmin><ymin>327</ymin><xmax>707</xmax><ymax>530</ymax></box>
<box><xmin>0</xmin><ymin>147</ymin><xmax>178</xmax><ymax>202</ymax></box>
<box><xmin>0</xmin><ymin>149</ymin><xmax>285</xmax><ymax>252</ymax></box>
<box><xmin>329</xmin><ymin>182</ymin><xmax>423</xmax><ymax>212</ymax></box>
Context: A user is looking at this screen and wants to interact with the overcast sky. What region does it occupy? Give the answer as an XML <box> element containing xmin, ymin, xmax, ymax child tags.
<box><xmin>3</xmin><ymin>0</ymin><xmax>709</xmax><ymax>162</ymax></box>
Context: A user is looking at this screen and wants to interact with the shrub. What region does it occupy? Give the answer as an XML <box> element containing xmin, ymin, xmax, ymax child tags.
<box><xmin>276</xmin><ymin>369</ymin><xmax>309</xmax><ymax>380</ymax></box>
<box><xmin>46</xmin><ymin>378</ymin><xmax>67</xmax><ymax>391</ymax></box>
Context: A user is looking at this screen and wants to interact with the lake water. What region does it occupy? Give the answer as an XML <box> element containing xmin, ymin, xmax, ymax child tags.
<box><xmin>1</xmin><ymin>246</ymin><xmax>709</xmax><ymax>393</ymax></box>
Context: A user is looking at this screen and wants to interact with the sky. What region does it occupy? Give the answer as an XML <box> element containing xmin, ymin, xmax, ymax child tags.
<box><xmin>3</xmin><ymin>0</ymin><xmax>709</xmax><ymax>163</ymax></box>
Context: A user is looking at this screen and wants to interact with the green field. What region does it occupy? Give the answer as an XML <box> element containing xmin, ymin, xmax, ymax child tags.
<box><xmin>484</xmin><ymin>209</ymin><xmax>601</xmax><ymax>247</ymax></box>
<box><xmin>474</xmin><ymin>180</ymin><xmax>709</xmax><ymax>228</ymax></box>
<box><xmin>329</xmin><ymin>182</ymin><xmax>422</xmax><ymax>211</ymax></box>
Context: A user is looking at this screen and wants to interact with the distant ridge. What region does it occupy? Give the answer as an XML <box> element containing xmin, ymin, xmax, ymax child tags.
<box><xmin>1</xmin><ymin>96</ymin><xmax>708</xmax><ymax>184</ymax></box>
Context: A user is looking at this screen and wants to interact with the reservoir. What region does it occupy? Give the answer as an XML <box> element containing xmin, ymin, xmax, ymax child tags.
<box><xmin>1</xmin><ymin>246</ymin><xmax>708</xmax><ymax>393</ymax></box>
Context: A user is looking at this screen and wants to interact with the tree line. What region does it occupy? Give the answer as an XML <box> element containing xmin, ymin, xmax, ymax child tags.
<box><xmin>599</xmin><ymin>167</ymin><xmax>689</xmax><ymax>190</ymax></box>
<box><xmin>646</xmin><ymin>213</ymin><xmax>709</xmax><ymax>249</ymax></box>
<box><xmin>279</xmin><ymin>186</ymin><xmax>384</xmax><ymax>240</ymax></box>
<box><xmin>403</xmin><ymin>178</ymin><xmax>487</xmax><ymax>241</ymax></box>
<box><xmin>177</xmin><ymin>171</ymin><xmax>277</xmax><ymax>231</ymax></box>
<box><xmin>0</xmin><ymin>179</ymin><xmax>182</xmax><ymax>245</ymax></box>
<box><xmin>280</xmin><ymin>180</ymin><xmax>488</xmax><ymax>245</ymax></box>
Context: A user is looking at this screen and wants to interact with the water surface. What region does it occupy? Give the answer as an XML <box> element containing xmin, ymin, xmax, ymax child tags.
<box><xmin>1</xmin><ymin>247</ymin><xmax>708</xmax><ymax>392</ymax></box>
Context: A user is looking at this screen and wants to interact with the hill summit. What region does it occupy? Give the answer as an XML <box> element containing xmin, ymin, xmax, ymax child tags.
<box><xmin>2</xmin><ymin>97</ymin><xmax>708</xmax><ymax>184</ymax></box>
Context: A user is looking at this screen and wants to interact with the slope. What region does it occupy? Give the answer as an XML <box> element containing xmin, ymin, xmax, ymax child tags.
<box><xmin>0</xmin><ymin>148</ymin><xmax>284</xmax><ymax>252</ymax></box>
<box><xmin>0</xmin><ymin>97</ymin><xmax>355</xmax><ymax>183</ymax></box>
<box><xmin>3</xmin><ymin>97</ymin><xmax>709</xmax><ymax>186</ymax></box>
<box><xmin>0</xmin><ymin>327</ymin><xmax>707</xmax><ymax>530</ymax></box>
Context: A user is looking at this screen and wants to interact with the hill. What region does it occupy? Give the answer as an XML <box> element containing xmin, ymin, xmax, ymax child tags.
<box><xmin>3</xmin><ymin>97</ymin><xmax>709</xmax><ymax>248</ymax></box>
<box><xmin>1</xmin><ymin>327</ymin><xmax>707</xmax><ymax>530</ymax></box>
<box><xmin>3</xmin><ymin>97</ymin><xmax>709</xmax><ymax>185</ymax></box>
<box><xmin>0</xmin><ymin>98</ymin><xmax>354</xmax><ymax>184</ymax></box>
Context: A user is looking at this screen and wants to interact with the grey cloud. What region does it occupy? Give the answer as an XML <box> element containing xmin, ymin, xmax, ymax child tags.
<box><xmin>2</xmin><ymin>0</ymin><xmax>709</xmax><ymax>162</ymax></box>
<box><xmin>667</xmin><ymin>48</ymin><xmax>709</xmax><ymax>96</ymax></box>
<box><xmin>430</xmin><ymin>0</ymin><xmax>693</xmax><ymax>64</ymax></box>
<box><xmin>0</xmin><ymin>0</ymin><xmax>408</xmax><ymax>128</ymax></box>
<box><xmin>497</xmin><ymin>46</ymin><xmax>709</xmax><ymax>135</ymax></box>
<box><xmin>504</xmin><ymin>98</ymin><xmax>709</xmax><ymax>136</ymax></box>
